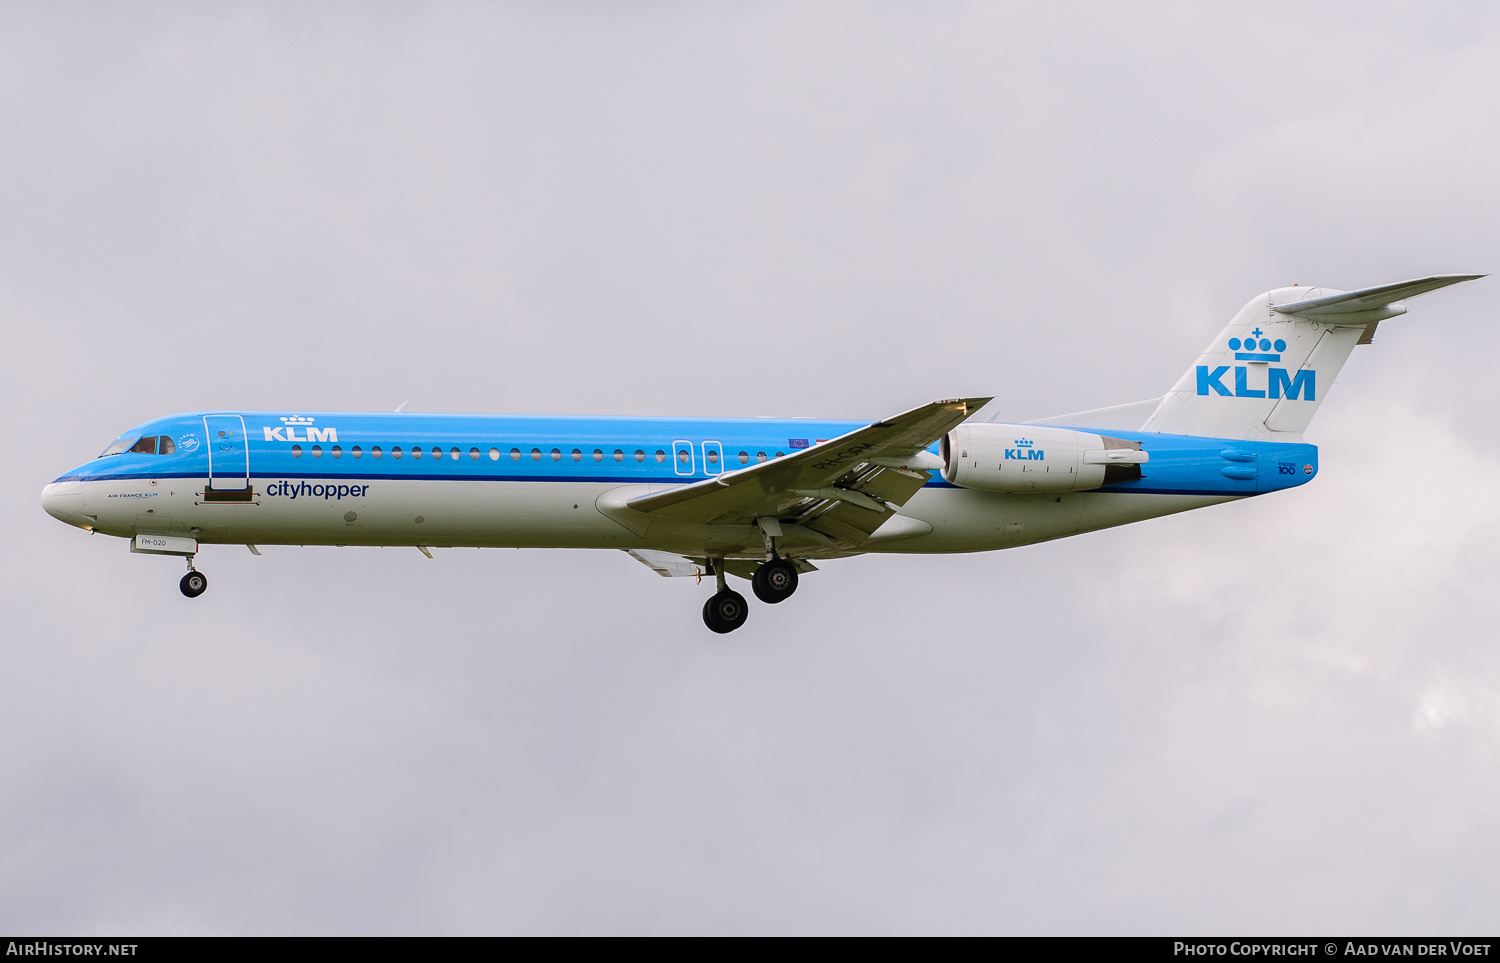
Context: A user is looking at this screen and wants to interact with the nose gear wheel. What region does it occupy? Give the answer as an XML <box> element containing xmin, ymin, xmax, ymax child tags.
<box><xmin>180</xmin><ymin>571</ymin><xmax>208</xmax><ymax>598</ymax></box>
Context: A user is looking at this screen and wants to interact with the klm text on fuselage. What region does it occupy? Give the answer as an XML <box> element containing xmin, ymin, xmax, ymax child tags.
<box><xmin>263</xmin><ymin>426</ymin><xmax>338</xmax><ymax>442</ymax></box>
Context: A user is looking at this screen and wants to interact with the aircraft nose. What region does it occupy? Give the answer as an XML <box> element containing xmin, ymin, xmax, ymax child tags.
<box><xmin>41</xmin><ymin>482</ymin><xmax>86</xmax><ymax>525</ymax></box>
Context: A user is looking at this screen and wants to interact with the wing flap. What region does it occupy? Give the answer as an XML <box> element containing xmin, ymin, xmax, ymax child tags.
<box><xmin>794</xmin><ymin>462</ymin><xmax>932</xmax><ymax>548</ymax></box>
<box><xmin>625</xmin><ymin>549</ymin><xmax>706</xmax><ymax>577</ymax></box>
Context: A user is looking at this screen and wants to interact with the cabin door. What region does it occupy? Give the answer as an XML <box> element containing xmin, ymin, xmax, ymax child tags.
<box><xmin>203</xmin><ymin>415</ymin><xmax>250</xmax><ymax>491</ymax></box>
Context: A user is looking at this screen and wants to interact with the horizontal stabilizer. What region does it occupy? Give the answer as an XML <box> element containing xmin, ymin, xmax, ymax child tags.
<box><xmin>1272</xmin><ymin>274</ymin><xmax>1483</xmax><ymax>322</ymax></box>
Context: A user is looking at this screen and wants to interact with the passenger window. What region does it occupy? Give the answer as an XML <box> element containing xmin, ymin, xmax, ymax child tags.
<box><xmin>451</xmin><ymin>447</ymin><xmax>461</xmax><ymax>460</ymax></box>
<box><xmin>352</xmin><ymin>446</ymin><xmax>363</xmax><ymax>458</ymax></box>
<box><xmin>531</xmin><ymin>448</ymin><xmax>542</xmax><ymax>461</ymax></box>
<box><xmin>706</xmin><ymin>449</ymin><xmax>720</xmax><ymax>465</ymax></box>
<box><xmin>489</xmin><ymin>448</ymin><xmax>500</xmax><ymax>461</ymax></box>
<box><xmin>292</xmin><ymin>445</ymin><xmax>303</xmax><ymax>458</ymax></box>
<box><xmin>655</xmin><ymin>450</ymin><xmax>666</xmax><ymax>463</ymax></box>
<box><xmin>372</xmin><ymin>446</ymin><xmax>383</xmax><ymax>459</ymax></box>
<box><xmin>592</xmin><ymin>449</ymin><xmax>603</xmax><ymax>462</ymax></box>
<box><xmin>756</xmin><ymin>451</ymin><xmax>767</xmax><ymax>463</ymax></box>
<box><xmin>158</xmin><ymin>436</ymin><xmax>176</xmax><ymax>455</ymax></box>
<box><xmin>331</xmin><ymin>445</ymin><xmax>342</xmax><ymax>458</ymax></box>
<box><xmin>614</xmin><ymin>449</ymin><xmax>624</xmax><ymax>462</ymax></box>
<box><xmin>411</xmin><ymin>446</ymin><xmax>422</xmax><ymax>459</ymax></box>
<box><xmin>311</xmin><ymin>445</ymin><xmax>323</xmax><ymax>458</ymax></box>
<box><xmin>469</xmin><ymin>447</ymin><xmax>480</xmax><ymax>460</ymax></box>
<box><xmin>550</xmin><ymin>448</ymin><xmax>562</xmax><ymax>461</ymax></box>
<box><xmin>737</xmin><ymin>451</ymin><xmax>748</xmax><ymax>464</ymax></box>
<box><xmin>129</xmin><ymin>436</ymin><xmax>157</xmax><ymax>454</ymax></box>
<box><xmin>677</xmin><ymin>449</ymin><xmax>690</xmax><ymax>464</ymax></box>
<box><xmin>634</xmin><ymin>450</ymin><xmax>645</xmax><ymax>463</ymax></box>
<box><xmin>511</xmin><ymin>448</ymin><xmax>521</xmax><ymax>460</ymax></box>
<box><xmin>775</xmin><ymin>451</ymin><xmax>784</xmax><ymax>458</ymax></box>
<box><xmin>432</xmin><ymin>447</ymin><xmax>442</xmax><ymax>459</ymax></box>
<box><xmin>393</xmin><ymin>446</ymin><xmax>404</xmax><ymax>459</ymax></box>
<box><xmin>571</xmin><ymin>448</ymin><xmax>582</xmax><ymax>462</ymax></box>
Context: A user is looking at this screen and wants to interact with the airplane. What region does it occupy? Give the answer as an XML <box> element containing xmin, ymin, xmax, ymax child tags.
<box><xmin>41</xmin><ymin>275</ymin><xmax>1481</xmax><ymax>633</ymax></box>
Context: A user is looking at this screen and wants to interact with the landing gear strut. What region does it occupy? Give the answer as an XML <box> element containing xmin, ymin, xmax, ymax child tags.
<box><xmin>702</xmin><ymin>560</ymin><xmax>748</xmax><ymax>634</ymax></box>
<box><xmin>179</xmin><ymin>557</ymin><xmax>207</xmax><ymax>598</ymax></box>
<box><xmin>752</xmin><ymin>558</ymin><xmax>798</xmax><ymax>604</ymax></box>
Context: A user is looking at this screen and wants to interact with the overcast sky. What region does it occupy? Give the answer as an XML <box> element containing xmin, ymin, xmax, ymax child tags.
<box><xmin>3</xmin><ymin>1</ymin><xmax>1499</xmax><ymax>935</ymax></box>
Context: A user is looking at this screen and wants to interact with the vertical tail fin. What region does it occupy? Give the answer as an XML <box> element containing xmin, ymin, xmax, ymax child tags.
<box><xmin>1142</xmin><ymin>275</ymin><xmax>1482</xmax><ymax>440</ymax></box>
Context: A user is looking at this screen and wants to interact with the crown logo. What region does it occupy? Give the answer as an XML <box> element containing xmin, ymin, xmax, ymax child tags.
<box><xmin>1014</xmin><ymin>438</ymin><xmax>1033</xmax><ymax>447</ymax></box>
<box><xmin>1229</xmin><ymin>327</ymin><xmax>1285</xmax><ymax>361</ymax></box>
<box><xmin>280</xmin><ymin>416</ymin><xmax>316</xmax><ymax>425</ymax></box>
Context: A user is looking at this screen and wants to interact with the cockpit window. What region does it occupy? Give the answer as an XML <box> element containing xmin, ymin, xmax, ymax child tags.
<box><xmin>99</xmin><ymin>436</ymin><xmax>139</xmax><ymax>457</ymax></box>
<box><xmin>100</xmin><ymin>434</ymin><xmax>180</xmax><ymax>457</ymax></box>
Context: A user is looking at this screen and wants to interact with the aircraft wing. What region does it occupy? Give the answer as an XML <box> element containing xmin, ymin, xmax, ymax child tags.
<box><xmin>626</xmin><ymin>397</ymin><xmax>989</xmax><ymax>550</ymax></box>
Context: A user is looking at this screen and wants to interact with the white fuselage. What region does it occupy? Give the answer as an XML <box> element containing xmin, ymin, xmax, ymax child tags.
<box><xmin>44</xmin><ymin>471</ymin><xmax>1228</xmax><ymax>558</ymax></box>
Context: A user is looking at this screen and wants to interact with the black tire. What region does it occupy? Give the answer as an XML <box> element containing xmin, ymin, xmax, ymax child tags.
<box><xmin>752</xmin><ymin>559</ymin><xmax>799</xmax><ymax>604</ymax></box>
<box><xmin>180</xmin><ymin>571</ymin><xmax>208</xmax><ymax>598</ymax></box>
<box><xmin>702</xmin><ymin>589</ymin><xmax>749</xmax><ymax>634</ymax></box>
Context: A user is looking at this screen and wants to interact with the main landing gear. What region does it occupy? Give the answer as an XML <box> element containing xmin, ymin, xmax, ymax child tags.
<box><xmin>702</xmin><ymin>557</ymin><xmax>800</xmax><ymax>633</ymax></box>
<box><xmin>702</xmin><ymin>560</ymin><xmax>747</xmax><ymax>634</ymax></box>
<box><xmin>752</xmin><ymin>558</ymin><xmax>798</xmax><ymax>604</ymax></box>
<box><xmin>179</xmin><ymin>557</ymin><xmax>207</xmax><ymax>598</ymax></box>
<box><xmin>703</xmin><ymin>587</ymin><xmax>748</xmax><ymax>634</ymax></box>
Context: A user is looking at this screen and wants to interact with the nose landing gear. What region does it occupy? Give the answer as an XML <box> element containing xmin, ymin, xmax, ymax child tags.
<box><xmin>179</xmin><ymin>558</ymin><xmax>207</xmax><ymax>598</ymax></box>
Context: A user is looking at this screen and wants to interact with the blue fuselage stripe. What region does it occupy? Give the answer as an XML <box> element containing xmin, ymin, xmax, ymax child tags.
<box><xmin>53</xmin><ymin>410</ymin><xmax>1317</xmax><ymax>498</ymax></box>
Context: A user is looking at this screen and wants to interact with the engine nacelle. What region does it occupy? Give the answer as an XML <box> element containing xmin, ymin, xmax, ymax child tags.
<box><xmin>941</xmin><ymin>424</ymin><xmax>1147</xmax><ymax>493</ymax></box>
